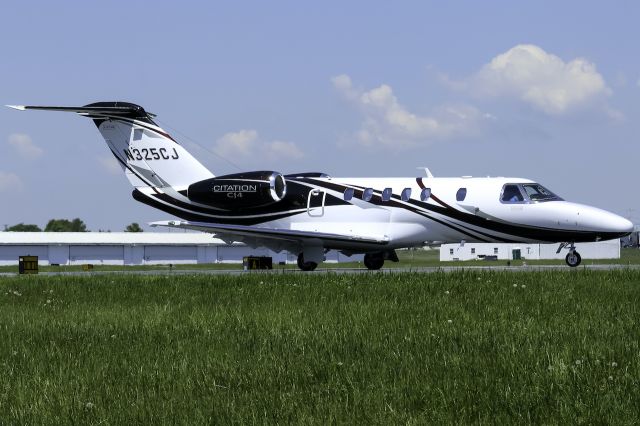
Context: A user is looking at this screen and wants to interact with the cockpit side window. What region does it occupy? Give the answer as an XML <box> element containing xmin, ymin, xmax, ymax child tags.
<box><xmin>501</xmin><ymin>184</ymin><xmax>524</xmax><ymax>203</ymax></box>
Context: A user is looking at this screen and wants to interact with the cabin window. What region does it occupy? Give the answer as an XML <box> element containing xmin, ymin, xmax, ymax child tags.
<box><xmin>382</xmin><ymin>188</ymin><xmax>392</xmax><ymax>202</ymax></box>
<box><xmin>449</xmin><ymin>248</ymin><xmax>454</xmax><ymax>255</ymax></box>
<box><xmin>494</xmin><ymin>247</ymin><xmax>498</xmax><ymax>255</ymax></box>
<box><xmin>501</xmin><ymin>184</ymin><xmax>524</xmax><ymax>203</ymax></box>
<box><xmin>362</xmin><ymin>188</ymin><xmax>373</xmax><ymax>202</ymax></box>
<box><xmin>456</xmin><ymin>188</ymin><xmax>467</xmax><ymax>202</ymax></box>
<box><xmin>343</xmin><ymin>188</ymin><xmax>354</xmax><ymax>201</ymax></box>
<box><xmin>471</xmin><ymin>248</ymin><xmax>476</xmax><ymax>254</ymax></box>
<box><xmin>401</xmin><ymin>188</ymin><xmax>412</xmax><ymax>201</ymax></box>
<box><xmin>420</xmin><ymin>188</ymin><xmax>431</xmax><ymax>201</ymax></box>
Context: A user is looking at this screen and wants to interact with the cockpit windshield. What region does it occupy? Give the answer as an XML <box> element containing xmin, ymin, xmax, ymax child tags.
<box><xmin>521</xmin><ymin>184</ymin><xmax>562</xmax><ymax>201</ymax></box>
<box><xmin>501</xmin><ymin>183</ymin><xmax>563</xmax><ymax>203</ymax></box>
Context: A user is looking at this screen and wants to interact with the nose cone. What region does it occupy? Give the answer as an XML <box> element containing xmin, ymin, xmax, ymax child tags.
<box><xmin>578</xmin><ymin>205</ymin><xmax>634</xmax><ymax>238</ymax></box>
<box><xmin>614</xmin><ymin>216</ymin><xmax>634</xmax><ymax>235</ymax></box>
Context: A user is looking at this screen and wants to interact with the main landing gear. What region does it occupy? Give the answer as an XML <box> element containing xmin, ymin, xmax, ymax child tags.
<box><xmin>363</xmin><ymin>250</ymin><xmax>399</xmax><ymax>271</ymax></box>
<box><xmin>364</xmin><ymin>252</ymin><xmax>385</xmax><ymax>270</ymax></box>
<box><xmin>297</xmin><ymin>253</ymin><xmax>318</xmax><ymax>271</ymax></box>
<box><xmin>557</xmin><ymin>242</ymin><xmax>582</xmax><ymax>267</ymax></box>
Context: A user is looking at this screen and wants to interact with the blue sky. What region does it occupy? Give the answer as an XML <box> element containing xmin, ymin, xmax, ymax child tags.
<box><xmin>2</xmin><ymin>1</ymin><xmax>639</xmax><ymax>230</ymax></box>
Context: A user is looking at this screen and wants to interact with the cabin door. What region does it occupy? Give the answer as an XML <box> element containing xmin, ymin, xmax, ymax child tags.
<box><xmin>307</xmin><ymin>189</ymin><xmax>326</xmax><ymax>217</ymax></box>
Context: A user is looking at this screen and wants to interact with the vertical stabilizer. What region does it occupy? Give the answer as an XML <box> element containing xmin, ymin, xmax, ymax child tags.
<box><xmin>7</xmin><ymin>102</ymin><xmax>214</xmax><ymax>190</ymax></box>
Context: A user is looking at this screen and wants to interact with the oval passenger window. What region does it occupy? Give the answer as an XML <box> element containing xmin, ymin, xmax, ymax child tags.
<box><xmin>344</xmin><ymin>188</ymin><xmax>354</xmax><ymax>201</ymax></box>
<box><xmin>420</xmin><ymin>188</ymin><xmax>431</xmax><ymax>201</ymax></box>
<box><xmin>456</xmin><ymin>188</ymin><xmax>467</xmax><ymax>202</ymax></box>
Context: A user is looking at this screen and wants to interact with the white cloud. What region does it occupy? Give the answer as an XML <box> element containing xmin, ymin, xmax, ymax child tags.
<box><xmin>332</xmin><ymin>74</ymin><xmax>484</xmax><ymax>148</ymax></box>
<box><xmin>8</xmin><ymin>133</ymin><xmax>43</xmax><ymax>159</ymax></box>
<box><xmin>463</xmin><ymin>44</ymin><xmax>610</xmax><ymax>115</ymax></box>
<box><xmin>97</xmin><ymin>156</ymin><xmax>123</xmax><ymax>175</ymax></box>
<box><xmin>214</xmin><ymin>130</ymin><xmax>304</xmax><ymax>162</ymax></box>
<box><xmin>267</xmin><ymin>140</ymin><xmax>304</xmax><ymax>159</ymax></box>
<box><xmin>215</xmin><ymin>130</ymin><xmax>259</xmax><ymax>158</ymax></box>
<box><xmin>0</xmin><ymin>171</ymin><xmax>22</xmax><ymax>192</ymax></box>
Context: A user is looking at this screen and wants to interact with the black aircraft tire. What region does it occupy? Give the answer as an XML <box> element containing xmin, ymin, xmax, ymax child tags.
<box><xmin>297</xmin><ymin>253</ymin><xmax>318</xmax><ymax>271</ymax></box>
<box><xmin>565</xmin><ymin>251</ymin><xmax>582</xmax><ymax>267</ymax></box>
<box><xmin>364</xmin><ymin>253</ymin><xmax>385</xmax><ymax>270</ymax></box>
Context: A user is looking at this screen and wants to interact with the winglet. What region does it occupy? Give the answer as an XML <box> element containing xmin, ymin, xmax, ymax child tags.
<box><xmin>6</xmin><ymin>105</ymin><xmax>26</xmax><ymax>111</ymax></box>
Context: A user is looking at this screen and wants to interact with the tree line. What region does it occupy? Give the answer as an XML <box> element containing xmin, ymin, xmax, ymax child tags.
<box><xmin>4</xmin><ymin>219</ymin><xmax>143</xmax><ymax>232</ymax></box>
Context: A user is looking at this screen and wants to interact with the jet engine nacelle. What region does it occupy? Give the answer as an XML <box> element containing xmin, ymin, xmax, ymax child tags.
<box><xmin>187</xmin><ymin>171</ymin><xmax>287</xmax><ymax>209</ymax></box>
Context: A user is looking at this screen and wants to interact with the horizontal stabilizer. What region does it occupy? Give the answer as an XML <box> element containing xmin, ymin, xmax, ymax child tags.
<box><xmin>5</xmin><ymin>102</ymin><xmax>155</xmax><ymax>118</ymax></box>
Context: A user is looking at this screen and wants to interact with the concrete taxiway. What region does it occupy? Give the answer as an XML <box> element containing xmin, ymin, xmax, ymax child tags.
<box><xmin>1</xmin><ymin>263</ymin><xmax>639</xmax><ymax>277</ymax></box>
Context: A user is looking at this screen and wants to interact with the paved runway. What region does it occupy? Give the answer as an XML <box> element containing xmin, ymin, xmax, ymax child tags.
<box><xmin>2</xmin><ymin>263</ymin><xmax>639</xmax><ymax>277</ymax></box>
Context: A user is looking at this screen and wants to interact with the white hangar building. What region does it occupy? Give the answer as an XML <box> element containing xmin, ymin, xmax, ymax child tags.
<box><xmin>440</xmin><ymin>239</ymin><xmax>621</xmax><ymax>262</ymax></box>
<box><xmin>0</xmin><ymin>232</ymin><xmax>356</xmax><ymax>266</ymax></box>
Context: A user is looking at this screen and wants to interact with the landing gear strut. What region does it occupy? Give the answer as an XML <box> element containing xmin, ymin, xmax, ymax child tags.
<box><xmin>363</xmin><ymin>252</ymin><xmax>385</xmax><ymax>270</ymax></box>
<box><xmin>297</xmin><ymin>253</ymin><xmax>318</xmax><ymax>271</ymax></box>
<box><xmin>558</xmin><ymin>242</ymin><xmax>582</xmax><ymax>267</ymax></box>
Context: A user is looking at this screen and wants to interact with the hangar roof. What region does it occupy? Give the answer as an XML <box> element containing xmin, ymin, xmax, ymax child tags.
<box><xmin>0</xmin><ymin>232</ymin><xmax>239</xmax><ymax>246</ymax></box>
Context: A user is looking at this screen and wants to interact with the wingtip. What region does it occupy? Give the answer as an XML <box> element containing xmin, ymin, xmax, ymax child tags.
<box><xmin>6</xmin><ymin>105</ymin><xmax>26</xmax><ymax>111</ymax></box>
<box><xmin>149</xmin><ymin>220</ymin><xmax>183</xmax><ymax>228</ymax></box>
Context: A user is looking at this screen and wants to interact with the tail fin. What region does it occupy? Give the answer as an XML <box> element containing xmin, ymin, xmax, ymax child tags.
<box><xmin>7</xmin><ymin>102</ymin><xmax>214</xmax><ymax>189</ymax></box>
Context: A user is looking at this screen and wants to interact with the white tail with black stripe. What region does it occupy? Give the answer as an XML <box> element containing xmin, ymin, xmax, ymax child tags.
<box><xmin>7</xmin><ymin>102</ymin><xmax>213</xmax><ymax>189</ymax></box>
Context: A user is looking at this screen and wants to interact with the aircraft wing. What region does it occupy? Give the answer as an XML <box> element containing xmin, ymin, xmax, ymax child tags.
<box><xmin>149</xmin><ymin>220</ymin><xmax>390</xmax><ymax>248</ymax></box>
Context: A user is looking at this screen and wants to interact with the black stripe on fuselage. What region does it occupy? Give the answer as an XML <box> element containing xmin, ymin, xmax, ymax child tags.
<box><xmin>133</xmin><ymin>174</ymin><xmax>618</xmax><ymax>244</ymax></box>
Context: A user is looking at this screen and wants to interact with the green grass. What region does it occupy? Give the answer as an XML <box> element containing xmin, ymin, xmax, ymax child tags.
<box><xmin>1</xmin><ymin>270</ymin><xmax>639</xmax><ymax>424</ymax></box>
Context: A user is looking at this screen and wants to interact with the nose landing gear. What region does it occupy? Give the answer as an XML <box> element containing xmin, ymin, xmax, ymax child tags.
<box><xmin>565</xmin><ymin>250</ymin><xmax>582</xmax><ymax>267</ymax></box>
<box><xmin>557</xmin><ymin>242</ymin><xmax>582</xmax><ymax>267</ymax></box>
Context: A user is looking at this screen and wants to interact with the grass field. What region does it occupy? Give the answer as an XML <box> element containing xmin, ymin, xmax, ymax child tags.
<box><xmin>1</xmin><ymin>270</ymin><xmax>639</xmax><ymax>424</ymax></box>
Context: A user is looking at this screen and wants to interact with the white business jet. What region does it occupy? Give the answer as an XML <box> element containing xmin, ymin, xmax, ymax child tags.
<box><xmin>8</xmin><ymin>102</ymin><xmax>633</xmax><ymax>270</ymax></box>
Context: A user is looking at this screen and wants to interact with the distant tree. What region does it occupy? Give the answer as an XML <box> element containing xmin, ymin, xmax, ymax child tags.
<box><xmin>44</xmin><ymin>218</ymin><xmax>88</xmax><ymax>232</ymax></box>
<box><xmin>6</xmin><ymin>223</ymin><xmax>42</xmax><ymax>232</ymax></box>
<box><xmin>125</xmin><ymin>222</ymin><xmax>143</xmax><ymax>232</ymax></box>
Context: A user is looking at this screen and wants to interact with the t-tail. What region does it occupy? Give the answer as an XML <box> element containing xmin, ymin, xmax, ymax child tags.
<box><xmin>6</xmin><ymin>102</ymin><xmax>214</xmax><ymax>190</ymax></box>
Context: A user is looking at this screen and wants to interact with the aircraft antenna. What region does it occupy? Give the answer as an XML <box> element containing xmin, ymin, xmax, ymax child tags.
<box><xmin>155</xmin><ymin>118</ymin><xmax>243</xmax><ymax>172</ymax></box>
<box><xmin>416</xmin><ymin>167</ymin><xmax>434</xmax><ymax>178</ymax></box>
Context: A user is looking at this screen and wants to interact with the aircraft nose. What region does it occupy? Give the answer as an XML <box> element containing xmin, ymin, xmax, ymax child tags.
<box><xmin>578</xmin><ymin>206</ymin><xmax>634</xmax><ymax>237</ymax></box>
<box><xmin>614</xmin><ymin>216</ymin><xmax>634</xmax><ymax>235</ymax></box>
